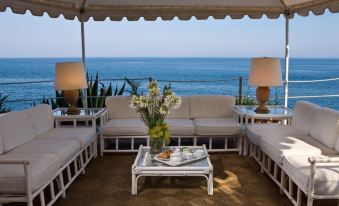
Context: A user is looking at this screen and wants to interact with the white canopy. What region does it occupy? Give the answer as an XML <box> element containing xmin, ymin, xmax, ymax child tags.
<box><xmin>1</xmin><ymin>0</ymin><xmax>339</xmax><ymax>21</ymax></box>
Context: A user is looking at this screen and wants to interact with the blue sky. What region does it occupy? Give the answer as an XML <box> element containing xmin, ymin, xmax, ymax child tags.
<box><xmin>0</xmin><ymin>9</ymin><xmax>338</xmax><ymax>58</ymax></box>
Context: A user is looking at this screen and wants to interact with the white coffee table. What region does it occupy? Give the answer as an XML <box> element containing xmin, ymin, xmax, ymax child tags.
<box><xmin>131</xmin><ymin>145</ymin><xmax>214</xmax><ymax>195</ymax></box>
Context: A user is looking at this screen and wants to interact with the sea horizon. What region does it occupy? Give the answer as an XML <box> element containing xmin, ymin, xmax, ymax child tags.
<box><xmin>0</xmin><ymin>57</ymin><xmax>338</xmax><ymax>111</ymax></box>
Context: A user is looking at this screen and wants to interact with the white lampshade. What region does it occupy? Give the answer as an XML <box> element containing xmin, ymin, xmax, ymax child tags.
<box><xmin>54</xmin><ymin>62</ymin><xmax>88</xmax><ymax>90</ymax></box>
<box><xmin>248</xmin><ymin>57</ymin><xmax>283</xmax><ymax>87</ymax></box>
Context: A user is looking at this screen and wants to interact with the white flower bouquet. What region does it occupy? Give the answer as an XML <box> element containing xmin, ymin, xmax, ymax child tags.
<box><xmin>130</xmin><ymin>80</ymin><xmax>181</xmax><ymax>153</ymax></box>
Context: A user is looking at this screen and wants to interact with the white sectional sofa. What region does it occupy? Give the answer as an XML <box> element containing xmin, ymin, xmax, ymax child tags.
<box><xmin>245</xmin><ymin>101</ymin><xmax>339</xmax><ymax>206</ymax></box>
<box><xmin>0</xmin><ymin>104</ymin><xmax>97</xmax><ymax>206</ymax></box>
<box><xmin>100</xmin><ymin>95</ymin><xmax>242</xmax><ymax>154</ymax></box>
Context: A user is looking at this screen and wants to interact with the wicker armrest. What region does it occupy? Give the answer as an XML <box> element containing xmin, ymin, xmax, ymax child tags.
<box><xmin>0</xmin><ymin>160</ymin><xmax>30</xmax><ymax>165</ymax></box>
<box><xmin>308</xmin><ymin>156</ymin><xmax>339</xmax><ymax>164</ymax></box>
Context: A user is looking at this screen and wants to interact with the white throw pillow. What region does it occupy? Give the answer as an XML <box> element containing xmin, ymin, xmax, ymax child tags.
<box><xmin>26</xmin><ymin>104</ymin><xmax>54</xmax><ymax>136</ymax></box>
<box><xmin>310</xmin><ymin>108</ymin><xmax>339</xmax><ymax>149</ymax></box>
<box><xmin>336</xmin><ymin>135</ymin><xmax>339</xmax><ymax>152</ymax></box>
<box><xmin>0</xmin><ymin>111</ymin><xmax>35</xmax><ymax>152</ymax></box>
<box><xmin>291</xmin><ymin>101</ymin><xmax>320</xmax><ymax>135</ymax></box>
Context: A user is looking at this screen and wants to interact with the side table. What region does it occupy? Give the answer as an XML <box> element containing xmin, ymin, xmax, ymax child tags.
<box><xmin>52</xmin><ymin>108</ymin><xmax>107</xmax><ymax>156</ymax></box>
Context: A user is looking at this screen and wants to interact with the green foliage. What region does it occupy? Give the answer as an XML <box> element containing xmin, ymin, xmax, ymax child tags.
<box><xmin>0</xmin><ymin>94</ymin><xmax>10</xmax><ymax>113</ymax></box>
<box><xmin>236</xmin><ymin>96</ymin><xmax>257</xmax><ymax>106</ymax></box>
<box><xmin>124</xmin><ymin>78</ymin><xmax>141</xmax><ymax>96</ymax></box>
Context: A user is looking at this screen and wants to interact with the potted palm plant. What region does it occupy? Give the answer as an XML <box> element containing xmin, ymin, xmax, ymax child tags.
<box><xmin>130</xmin><ymin>80</ymin><xmax>181</xmax><ymax>153</ymax></box>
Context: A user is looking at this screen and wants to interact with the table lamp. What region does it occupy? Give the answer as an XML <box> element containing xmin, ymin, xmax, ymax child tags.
<box><xmin>54</xmin><ymin>62</ymin><xmax>88</xmax><ymax>115</ymax></box>
<box><xmin>248</xmin><ymin>58</ymin><xmax>283</xmax><ymax>114</ymax></box>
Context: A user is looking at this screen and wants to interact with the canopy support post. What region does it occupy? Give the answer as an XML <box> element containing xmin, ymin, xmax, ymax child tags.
<box><xmin>80</xmin><ymin>20</ymin><xmax>88</xmax><ymax>108</ymax></box>
<box><xmin>284</xmin><ymin>14</ymin><xmax>290</xmax><ymax>108</ymax></box>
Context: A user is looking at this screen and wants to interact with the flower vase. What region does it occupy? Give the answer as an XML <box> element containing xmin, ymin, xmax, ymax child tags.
<box><xmin>149</xmin><ymin>137</ymin><xmax>162</xmax><ymax>154</ymax></box>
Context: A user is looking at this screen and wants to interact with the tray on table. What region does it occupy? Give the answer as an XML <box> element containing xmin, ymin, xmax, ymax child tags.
<box><xmin>153</xmin><ymin>153</ymin><xmax>208</xmax><ymax>167</ymax></box>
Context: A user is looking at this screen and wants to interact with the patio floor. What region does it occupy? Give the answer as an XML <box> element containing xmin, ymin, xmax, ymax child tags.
<box><xmin>9</xmin><ymin>153</ymin><xmax>338</xmax><ymax>206</ymax></box>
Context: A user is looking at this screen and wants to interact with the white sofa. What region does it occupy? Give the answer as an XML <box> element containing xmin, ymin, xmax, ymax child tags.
<box><xmin>0</xmin><ymin>104</ymin><xmax>97</xmax><ymax>206</ymax></box>
<box><xmin>100</xmin><ymin>95</ymin><xmax>242</xmax><ymax>154</ymax></box>
<box><xmin>245</xmin><ymin>101</ymin><xmax>339</xmax><ymax>206</ymax></box>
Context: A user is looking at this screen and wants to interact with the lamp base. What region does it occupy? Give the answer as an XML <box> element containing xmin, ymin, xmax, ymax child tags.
<box><xmin>255</xmin><ymin>86</ymin><xmax>270</xmax><ymax>114</ymax></box>
<box><xmin>66</xmin><ymin>106</ymin><xmax>80</xmax><ymax>115</ymax></box>
<box><xmin>64</xmin><ymin>90</ymin><xmax>80</xmax><ymax>115</ymax></box>
<box><xmin>255</xmin><ymin>105</ymin><xmax>270</xmax><ymax>114</ymax></box>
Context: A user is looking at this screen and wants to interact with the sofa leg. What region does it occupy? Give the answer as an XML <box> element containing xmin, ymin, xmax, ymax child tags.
<box><xmin>238</xmin><ymin>134</ymin><xmax>243</xmax><ymax>155</ymax></box>
<box><xmin>94</xmin><ymin>138</ymin><xmax>98</xmax><ymax>158</ymax></box>
<box><xmin>280</xmin><ymin>170</ymin><xmax>284</xmax><ymax>195</ymax></box>
<box><xmin>307</xmin><ymin>196</ymin><xmax>313</xmax><ymax>206</ymax></box>
<box><xmin>58</xmin><ymin>173</ymin><xmax>66</xmax><ymax>198</ymax></box>
<box><xmin>243</xmin><ymin>136</ymin><xmax>247</xmax><ymax>156</ymax></box>
<box><xmin>261</xmin><ymin>153</ymin><xmax>266</xmax><ymax>173</ymax></box>
<box><xmin>100</xmin><ymin>137</ymin><xmax>104</xmax><ymax>156</ymax></box>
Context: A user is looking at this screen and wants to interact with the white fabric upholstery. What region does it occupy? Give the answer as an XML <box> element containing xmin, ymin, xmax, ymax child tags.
<box><xmin>167</xmin><ymin>96</ymin><xmax>190</xmax><ymax>119</ymax></box>
<box><xmin>0</xmin><ymin>111</ymin><xmax>35</xmax><ymax>153</ymax></box>
<box><xmin>193</xmin><ymin>118</ymin><xmax>241</xmax><ymax>136</ymax></box>
<box><xmin>0</xmin><ymin>136</ymin><xmax>3</xmax><ymax>155</ymax></box>
<box><xmin>291</xmin><ymin>101</ymin><xmax>320</xmax><ymax>135</ymax></box>
<box><xmin>246</xmin><ymin>124</ymin><xmax>303</xmax><ymax>146</ymax></box>
<box><xmin>336</xmin><ymin>135</ymin><xmax>339</xmax><ymax>153</ymax></box>
<box><xmin>9</xmin><ymin>139</ymin><xmax>80</xmax><ymax>165</ymax></box>
<box><xmin>0</xmin><ymin>153</ymin><xmax>60</xmax><ymax>194</ymax></box>
<box><xmin>166</xmin><ymin>119</ymin><xmax>195</xmax><ymax>136</ymax></box>
<box><xmin>35</xmin><ymin>127</ymin><xmax>96</xmax><ymax>148</ymax></box>
<box><xmin>283</xmin><ymin>155</ymin><xmax>339</xmax><ymax>195</ymax></box>
<box><xmin>260</xmin><ymin>133</ymin><xmax>324</xmax><ymax>164</ymax></box>
<box><xmin>102</xmin><ymin>119</ymin><xmax>147</xmax><ymax>136</ymax></box>
<box><xmin>310</xmin><ymin>108</ymin><xmax>339</xmax><ymax>149</ymax></box>
<box><xmin>2</xmin><ymin>0</ymin><xmax>339</xmax><ymax>23</ymax></box>
<box><xmin>189</xmin><ymin>95</ymin><xmax>235</xmax><ymax>118</ymax></box>
<box><xmin>25</xmin><ymin>104</ymin><xmax>54</xmax><ymax>136</ymax></box>
<box><xmin>105</xmin><ymin>96</ymin><xmax>140</xmax><ymax>119</ymax></box>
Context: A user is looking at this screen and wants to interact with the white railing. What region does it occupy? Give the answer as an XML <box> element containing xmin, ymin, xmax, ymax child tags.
<box><xmin>287</xmin><ymin>77</ymin><xmax>339</xmax><ymax>100</ymax></box>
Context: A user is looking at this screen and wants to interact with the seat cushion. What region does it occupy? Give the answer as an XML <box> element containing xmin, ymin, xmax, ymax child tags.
<box><xmin>0</xmin><ymin>111</ymin><xmax>35</xmax><ymax>153</ymax></box>
<box><xmin>310</xmin><ymin>108</ymin><xmax>339</xmax><ymax>149</ymax></box>
<box><xmin>260</xmin><ymin>134</ymin><xmax>324</xmax><ymax>164</ymax></box>
<box><xmin>291</xmin><ymin>101</ymin><xmax>320</xmax><ymax>135</ymax></box>
<box><xmin>189</xmin><ymin>95</ymin><xmax>235</xmax><ymax>118</ymax></box>
<box><xmin>193</xmin><ymin>118</ymin><xmax>241</xmax><ymax>136</ymax></box>
<box><xmin>9</xmin><ymin>139</ymin><xmax>81</xmax><ymax>165</ymax></box>
<box><xmin>105</xmin><ymin>96</ymin><xmax>140</xmax><ymax>119</ymax></box>
<box><xmin>102</xmin><ymin>119</ymin><xmax>147</xmax><ymax>136</ymax></box>
<box><xmin>25</xmin><ymin>104</ymin><xmax>54</xmax><ymax>136</ymax></box>
<box><xmin>167</xmin><ymin>96</ymin><xmax>190</xmax><ymax>119</ymax></box>
<box><xmin>246</xmin><ymin>124</ymin><xmax>303</xmax><ymax>146</ymax></box>
<box><xmin>35</xmin><ymin>127</ymin><xmax>96</xmax><ymax>148</ymax></box>
<box><xmin>0</xmin><ymin>153</ymin><xmax>60</xmax><ymax>194</ymax></box>
<box><xmin>166</xmin><ymin>119</ymin><xmax>195</xmax><ymax>136</ymax></box>
<box><xmin>283</xmin><ymin>155</ymin><xmax>339</xmax><ymax>195</ymax></box>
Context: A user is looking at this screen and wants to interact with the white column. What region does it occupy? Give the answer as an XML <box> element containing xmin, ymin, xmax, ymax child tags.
<box><xmin>284</xmin><ymin>14</ymin><xmax>290</xmax><ymax>108</ymax></box>
<box><xmin>81</xmin><ymin>20</ymin><xmax>88</xmax><ymax>108</ymax></box>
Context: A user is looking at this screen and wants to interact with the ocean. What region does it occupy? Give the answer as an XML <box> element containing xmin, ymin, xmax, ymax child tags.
<box><xmin>0</xmin><ymin>57</ymin><xmax>338</xmax><ymax>111</ymax></box>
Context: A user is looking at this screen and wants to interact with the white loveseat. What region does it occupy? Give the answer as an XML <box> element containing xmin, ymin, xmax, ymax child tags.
<box><xmin>100</xmin><ymin>95</ymin><xmax>242</xmax><ymax>154</ymax></box>
<box><xmin>0</xmin><ymin>104</ymin><xmax>97</xmax><ymax>206</ymax></box>
<box><xmin>245</xmin><ymin>101</ymin><xmax>339</xmax><ymax>206</ymax></box>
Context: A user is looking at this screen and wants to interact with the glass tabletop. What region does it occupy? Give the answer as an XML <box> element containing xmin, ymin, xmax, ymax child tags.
<box><xmin>236</xmin><ymin>106</ymin><xmax>293</xmax><ymax>117</ymax></box>
<box><xmin>53</xmin><ymin>108</ymin><xmax>103</xmax><ymax>117</ymax></box>
<box><xmin>136</xmin><ymin>146</ymin><xmax>210</xmax><ymax>168</ymax></box>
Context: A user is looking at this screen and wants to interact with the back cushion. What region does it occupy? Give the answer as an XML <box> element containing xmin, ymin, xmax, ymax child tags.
<box><xmin>0</xmin><ymin>111</ymin><xmax>35</xmax><ymax>152</ymax></box>
<box><xmin>167</xmin><ymin>96</ymin><xmax>189</xmax><ymax>119</ymax></box>
<box><xmin>189</xmin><ymin>95</ymin><xmax>235</xmax><ymax>118</ymax></box>
<box><xmin>310</xmin><ymin>108</ymin><xmax>339</xmax><ymax>149</ymax></box>
<box><xmin>105</xmin><ymin>96</ymin><xmax>140</xmax><ymax>119</ymax></box>
<box><xmin>291</xmin><ymin>101</ymin><xmax>320</xmax><ymax>135</ymax></box>
<box><xmin>336</xmin><ymin>135</ymin><xmax>339</xmax><ymax>152</ymax></box>
<box><xmin>26</xmin><ymin>104</ymin><xmax>54</xmax><ymax>136</ymax></box>
<box><xmin>0</xmin><ymin>134</ymin><xmax>3</xmax><ymax>155</ymax></box>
